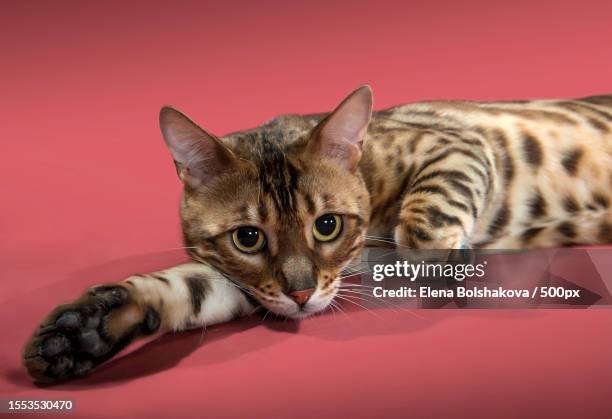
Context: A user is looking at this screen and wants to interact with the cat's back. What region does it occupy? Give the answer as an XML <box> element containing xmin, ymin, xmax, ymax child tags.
<box><xmin>366</xmin><ymin>94</ymin><xmax>612</xmax><ymax>180</ymax></box>
<box><xmin>362</xmin><ymin>95</ymin><xmax>612</xmax><ymax>247</ymax></box>
<box><xmin>372</xmin><ymin>94</ymin><xmax>612</xmax><ymax>139</ymax></box>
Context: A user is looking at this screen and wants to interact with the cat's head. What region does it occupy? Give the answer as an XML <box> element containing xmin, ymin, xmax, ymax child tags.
<box><xmin>159</xmin><ymin>87</ymin><xmax>372</xmax><ymax>319</ymax></box>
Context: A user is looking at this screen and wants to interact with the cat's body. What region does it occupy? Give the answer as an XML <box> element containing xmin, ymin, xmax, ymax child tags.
<box><xmin>23</xmin><ymin>89</ymin><xmax>612</xmax><ymax>383</ymax></box>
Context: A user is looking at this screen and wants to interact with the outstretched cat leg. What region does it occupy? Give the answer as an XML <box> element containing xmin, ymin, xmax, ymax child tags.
<box><xmin>23</xmin><ymin>263</ymin><xmax>255</xmax><ymax>384</ymax></box>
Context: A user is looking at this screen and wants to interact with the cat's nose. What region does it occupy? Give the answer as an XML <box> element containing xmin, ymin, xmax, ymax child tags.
<box><xmin>289</xmin><ymin>288</ymin><xmax>315</xmax><ymax>305</ymax></box>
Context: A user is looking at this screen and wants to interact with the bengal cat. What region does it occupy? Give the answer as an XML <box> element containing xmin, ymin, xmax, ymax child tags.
<box><xmin>23</xmin><ymin>86</ymin><xmax>612</xmax><ymax>383</ymax></box>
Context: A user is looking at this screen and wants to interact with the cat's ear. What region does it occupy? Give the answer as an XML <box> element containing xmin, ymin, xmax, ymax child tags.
<box><xmin>159</xmin><ymin>107</ymin><xmax>239</xmax><ymax>188</ymax></box>
<box><xmin>306</xmin><ymin>85</ymin><xmax>372</xmax><ymax>171</ymax></box>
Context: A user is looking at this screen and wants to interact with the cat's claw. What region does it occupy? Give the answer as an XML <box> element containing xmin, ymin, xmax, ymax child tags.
<box><xmin>22</xmin><ymin>285</ymin><xmax>158</xmax><ymax>384</ymax></box>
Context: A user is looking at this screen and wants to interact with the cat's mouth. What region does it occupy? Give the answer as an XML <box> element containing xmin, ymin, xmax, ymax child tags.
<box><xmin>218</xmin><ymin>269</ymin><xmax>339</xmax><ymax>320</ymax></box>
<box><xmin>260</xmin><ymin>286</ymin><xmax>338</xmax><ymax>320</ymax></box>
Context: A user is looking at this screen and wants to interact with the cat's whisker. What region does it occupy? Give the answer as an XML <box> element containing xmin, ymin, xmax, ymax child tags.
<box><xmin>152</xmin><ymin>246</ymin><xmax>200</xmax><ymax>251</ymax></box>
<box><xmin>338</xmin><ymin>270</ymin><xmax>372</xmax><ymax>279</ymax></box>
<box><xmin>337</xmin><ymin>288</ymin><xmax>429</xmax><ymax>321</ymax></box>
<box><xmin>206</xmin><ymin>274</ymin><xmax>250</xmax><ymax>292</ymax></box>
<box><xmin>338</xmin><ymin>267</ymin><xmax>373</xmax><ymax>276</ymax></box>
<box><xmin>338</xmin><ymin>275</ymin><xmax>369</xmax><ymax>281</ymax></box>
<box><xmin>332</xmin><ymin>295</ymin><xmax>386</xmax><ymax>320</ymax></box>
<box><xmin>339</xmin><ymin>286</ymin><xmax>381</xmax><ymax>293</ymax></box>
<box><xmin>338</xmin><ymin>278</ymin><xmax>369</xmax><ymax>284</ymax></box>
<box><xmin>261</xmin><ymin>309</ymin><xmax>272</xmax><ymax>323</ymax></box>
<box><xmin>338</xmin><ymin>289</ymin><xmax>387</xmax><ymax>299</ymax></box>
<box><xmin>332</xmin><ymin>301</ymin><xmax>350</xmax><ymax>320</ymax></box>
<box><xmin>198</xmin><ymin>322</ymin><xmax>207</xmax><ymax>344</ymax></box>
<box><xmin>340</xmin><ymin>261</ymin><xmax>368</xmax><ymax>273</ymax></box>
<box><xmin>364</xmin><ymin>237</ymin><xmax>414</xmax><ymax>249</ymax></box>
<box><xmin>339</xmin><ymin>284</ymin><xmax>379</xmax><ymax>290</ymax></box>
<box><xmin>343</xmin><ymin>260</ymin><xmax>371</xmax><ymax>270</ymax></box>
<box><xmin>326</xmin><ymin>302</ymin><xmax>337</xmax><ymax>320</ymax></box>
<box><xmin>342</xmin><ymin>266</ymin><xmax>367</xmax><ymax>274</ymax></box>
<box><xmin>336</xmin><ymin>292</ymin><xmax>427</xmax><ymax>322</ymax></box>
<box><xmin>340</xmin><ymin>268</ymin><xmax>374</xmax><ymax>277</ymax></box>
<box><xmin>364</xmin><ymin>235</ymin><xmax>395</xmax><ymax>241</ymax></box>
<box><xmin>329</xmin><ymin>300</ymin><xmax>351</xmax><ymax>321</ymax></box>
<box><xmin>363</xmin><ymin>237</ymin><xmax>424</xmax><ymax>251</ymax></box>
<box><xmin>336</xmin><ymin>291</ymin><xmax>395</xmax><ymax>312</ymax></box>
<box><xmin>363</xmin><ymin>237</ymin><xmax>396</xmax><ymax>243</ymax></box>
<box><xmin>214</xmin><ymin>274</ymin><xmax>261</xmax><ymax>300</ymax></box>
<box><xmin>315</xmin><ymin>305</ymin><xmax>333</xmax><ymax>321</ymax></box>
<box><xmin>337</xmin><ymin>289</ymin><xmax>416</xmax><ymax>314</ymax></box>
<box><xmin>338</xmin><ymin>275</ymin><xmax>369</xmax><ymax>282</ymax></box>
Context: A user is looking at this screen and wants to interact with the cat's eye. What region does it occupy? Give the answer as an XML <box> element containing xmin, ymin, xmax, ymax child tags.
<box><xmin>313</xmin><ymin>214</ymin><xmax>342</xmax><ymax>242</ymax></box>
<box><xmin>232</xmin><ymin>227</ymin><xmax>266</xmax><ymax>253</ymax></box>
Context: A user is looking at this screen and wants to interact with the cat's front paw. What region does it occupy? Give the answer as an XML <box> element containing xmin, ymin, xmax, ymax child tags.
<box><xmin>446</xmin><ymin>236</ymin><xmax>475</xmax><ymax>264</ymax></box>
<box><xmin>22</xmin><ymin>284</ymin><xmax>160</xmax><ymax>384</ymax></box>
<box><xmin>395</xmin><ymin>223</ymin><xmax>473</xmax><ymax>263</ymax></box>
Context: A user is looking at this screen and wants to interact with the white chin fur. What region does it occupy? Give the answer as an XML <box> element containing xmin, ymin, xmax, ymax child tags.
<box><xmin>263</xmin><ymin>287</ymin><xmax>336</xmax><ymax>320</ymax></box>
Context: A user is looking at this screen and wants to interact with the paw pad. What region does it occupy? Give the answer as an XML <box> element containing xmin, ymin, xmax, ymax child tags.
<box><xmin>23</xmin><ymin>285</ymin><xmax>137</xmax><ymax>383</ymax></box>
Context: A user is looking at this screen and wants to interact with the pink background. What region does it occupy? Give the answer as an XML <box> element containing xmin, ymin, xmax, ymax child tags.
<box><xmin>2</xmin><ymin>0</ymin><xmax>612</xmax><ymax>417</ymax></box>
